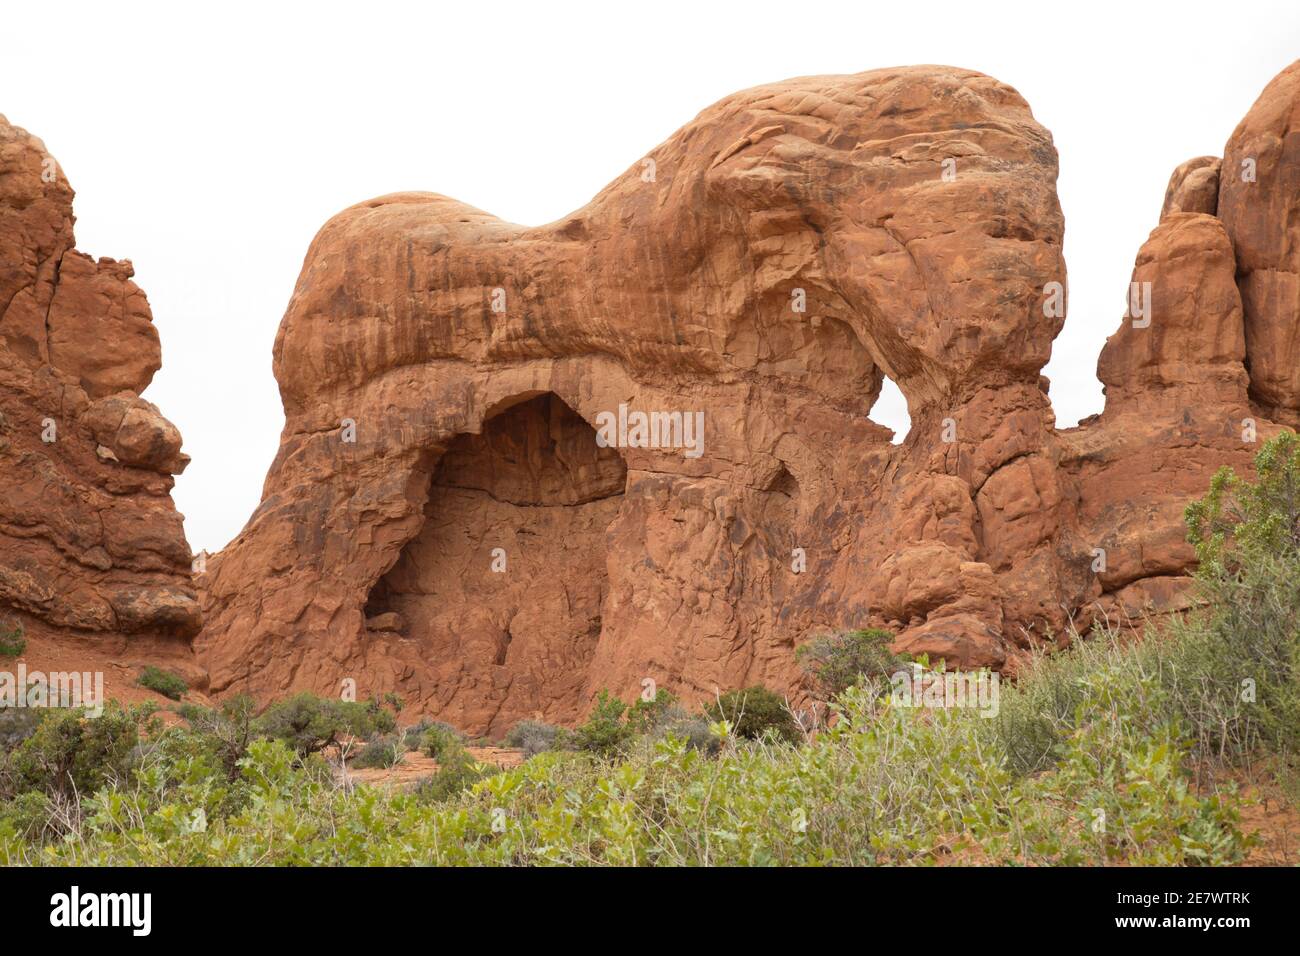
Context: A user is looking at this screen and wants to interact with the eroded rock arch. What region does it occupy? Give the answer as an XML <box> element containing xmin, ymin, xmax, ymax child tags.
<box><xmin>196</xmin><ymin>62</ymin><xmax>1300</xmax><ymax>734</ymax></box>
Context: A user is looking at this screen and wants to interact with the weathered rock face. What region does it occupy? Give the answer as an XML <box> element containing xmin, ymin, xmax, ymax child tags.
<box><xmin>1096</xmin><ymin>213</ymin><xmax>1247</xmax><ymax>409</ymax></box>
<box><xmin>1063</xmin><ymin>212</ymin><xmax>1265</xmax><ymax>627</ymax></box>
<box><xmin>1218</xmin><ymin>60</ymin><xmax>1300</xmax><ymax>428</ymax></box>
<box><xmin>197</xmin><ymin>63</ymin><xmax>1300</xmax><ymax>735</ymax></box>
<box><xmin>1160</xmin><ymin>157</ymin><xmax>1221</xmax><ymax>219</ymax></box>
<box><xmin>1061</xmin><ymin>59</ymin><xmax>1300</xmax><ymax>630</ymax></box>
<box><xmin>0</xmin><ymin>115</ymin><xmax>200</xmax><ymax>664</ymax></box>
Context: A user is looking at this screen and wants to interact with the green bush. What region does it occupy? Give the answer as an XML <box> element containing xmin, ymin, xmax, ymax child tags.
<box><xmin>0</xmin><ymin>661</ymin><xmax>1251</xmax><ymax>866</ymax></box>
<box><xmin>621</xmin><ymin>691</ymin><xmax>722</xmax><ymax>756</ymax></box>
<box><xmin>625</xmin><ymin>689</ymin><xmax>678</xmax><ymax>735</ymax></box>
<box><xmin>1182</xmin><ymin>431</ymin><xmax>1300</xmax><ymax>764</ymax></box>
<box><xmin>413</xmin><ymin>752</ymin><xmax>494</xmax><ymax>804</ymax></box>
<box><xmin>413</xmin><ymin>727</ymin><xmax>497</xmax><ymax>803</ymax></box>
<box><xmin>703</xmin><ymin>686</ymin><xmax>802</xmax><ymax>745</ymax></box>
<box><xmin>1186</xmin><ymin>430</ymin><xmax>1300</xmax><ymax>576</ymax></box>
<box><xmin>254</xmin><ymin>693</ymin><xmax>397</xmax><ymax>757</ymax></box>
<box><xmin>0</xmin><ymin>703</ymin><xmax>153</xmax><ymax>802</ymax></box>
<box><xmin>176</xmin><ymin>695</ymin><xmax>257</xmax><ymax>781</ymax></box>
<box><xmin>420</xmin><ymin>723</ymin><xmax>465</xmax><ymax>761</ymax></box>
<box><xmin>655</xmin><ymin>715</ymin><xmax>721</xmax><ymax>756</ymax></box>
<box><xmin>0</xmin><ymin>790</ymin><xmax>50</xmax><ymax>841</ymax></box>
<box><xmin>574</xmin><ymin>691</ymin><xmax>632</xmax><ymax>756</ymax></box>
<box><xmin>504</xmin><ymin>719</ymin><xmax>570</xmax><ymax>757</ymax></box>
<box><xmin>0</xmin><ymin>621</ymin><xmax>26</xmax><ymax>659</ymax></box>
<box><xmin>351</xmin><ymin>737</ymin><xmax>403</xmax><ymax>770</ymax></box>
<box><xmin>137</xmin><ymin>666</ymin><xmax>188</xmax><ymax>701</ymax></box>
<box><xmin>796</xmin><ymin>628</ymin><xmax>906</xmax><ymax>699</ymax></box>
<box><xmin>398</xmin><ymin>719</ymin><xmax>435</xmax><ymax>751</ymax></box>
<box><xmin>0</xmin><ymin>708</ymin><xmax>43</xmax><ymax>751</ymax></box>
<box><xmin>994</xmin><ymin>433</ymin><xmax>1300</xmax><ymax>780</ymax></box>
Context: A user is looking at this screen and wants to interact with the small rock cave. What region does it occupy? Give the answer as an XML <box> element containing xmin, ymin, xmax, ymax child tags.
<box><xmin>760</xmin><ymin>463</ymin><xmax>801</xmax><ymax>552</ymax></box>
<box><xmin>365</xmin><ymin>393</ymin><xmax>627</xmax><ymax>733</ymax></box>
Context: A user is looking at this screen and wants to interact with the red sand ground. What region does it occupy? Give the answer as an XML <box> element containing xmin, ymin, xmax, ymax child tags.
<box><xmin>4</xmin><ymin>629</ymin><xmax>210</xmax><ymax>718</ymax></box>
<box><xmin>342</xmin><ymin>747</ymin><xmax>525</xmax><ymax>789</ymax></box>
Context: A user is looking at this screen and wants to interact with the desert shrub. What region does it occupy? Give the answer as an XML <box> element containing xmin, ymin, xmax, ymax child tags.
<box><xmin>1181</xmin><ymin>431</ymin><xmax>1300</xmax><ymax>763</ymax></box>
<box><xmin>398</xmin><ymin>719</ymin><xmax>435</xmax><ymax>750</ymax></box>
<box><xmin>0</xmin><ymin>621</ymin><xmax>25</xmax><ymax>659</ymax></box>
<box><xmin>625</xmin><ymin>688</ymin><xmax>678</xmax><ymax>735</ymax></box>
<box><xmin>993</xmin><ymin>649</ymin><xmax>1093</xmax><ymax>775</ymax></box>
<box><xmin>505</xmin><ymin>696</ymin><xmax>716</xmax><ymax>760</ymax></box>
<box><xmin>0</xmin><ymin>790</ymin><xmax>50</xmax><ymax>841</ymax></box>
<box><xmin>137</xmin><ymin>666</ymin><xmax>188</xmax><ymax>701</ymax></box>
<box><xmin>0</xmin><ymin>703</ymin><xmax>153</xmax><ymax>802</ymax></box>
<box><xmin>796</xmin><ymin>628</ymin><xmax>906</xmax><ymax>699</ymax></box>
<box><xmin>253</xmin><ymin>694</ymin><xmax>344</xmax><ymax>755</ymax></box>
<box><xmin>504</xmin><ymin>719</ymin><xmax>570</xmax><ymax>757</ymax></box>
<box><xmin>351</xmin><ymin>736</ymin><xmax>402</xmax><ymax>770</ymax></box>
<box><xmin>0</xmin><ymin>708</ymin><xmax>43</xmax><ymax>751</ymax></box>
<box><xmin>359</xmin><ymin>698</ymin><xmax>399</xmax><ymax>736</ymax></box>
<box><xmin>1186</xmin><ymin>430</ymin><xmax>1300</xmax><ymax>576</ymax></box>
<box><xmin>619</xmin><ymin>693</ymin><xmax>723</xmax><ymax>756</ymax></box>
<box><xmin>703</xmin><ymin>686</ymin><xmax>801</xmax><ymax>745</ymax></box>
<box><xmin>655</xmin><ymin>715</ymin><xmax>721</xmax><ymax>756</ymax></box>
<box><xmin>995</xmin><ymin>608</ymin><xmax>1293</xmax><ymax>780</ymax></box>
<box><xmin>176</xmin><ymin>695</ymin><xmax>258</xmax><ymax>781</ymax></box>
<box><xmin>254</xmin><ymin>693</ymin><xmax>397</xmax><ymax>756</ymax></box>
<box><xmin>122</xmin><ymin>717</ymin><xmax>256</xmax><ymax>824</ymax></box>
<box><xmin>413</xmin><ymin>755</ymin><xmax>491</xmax><ymax>803</ymax></box>
<box><xmin>995</xmin><ymin>433</ymin><xmax>1300</xmax><ymax>779</ymax></box>
<box><xmin>413</xmin><ymin>729</ymin><xmax>498</xmax><ymax>803</ymax></box>
<box><xmin>420</xmin><ymin>722</ymin><xmax>465</xmax><ymax>761</ymax></box>
<box><xmin>0</xmin><ymin>650</ymin><xmax>1254</xmax><ymax>866</ymax></box>
<box><xmin>574</xmin><ymin>690</ymin><xmax>632</xmax><ymax>756</ymax></box>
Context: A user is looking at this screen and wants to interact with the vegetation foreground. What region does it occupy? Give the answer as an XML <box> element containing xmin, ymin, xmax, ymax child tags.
<box><xmin>1</xmin><ymin>435</ymin><xmax>1298</xmax><ymax>866</ymax></box>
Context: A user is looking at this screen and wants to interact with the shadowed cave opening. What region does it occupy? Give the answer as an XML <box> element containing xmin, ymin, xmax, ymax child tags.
<box><xmin>364</xmin><ymin>393</ymin><xmax>627</xmax><ymax>726</ymax></box>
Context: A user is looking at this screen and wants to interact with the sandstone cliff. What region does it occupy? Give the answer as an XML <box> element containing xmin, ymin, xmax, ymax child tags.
<box><xmin>194</xmin><ymin>63</ymin><xmax>1298</xmax><ymax>735</ymax></box>
<box><xmin>0</xmin><ymin>115</ymin><xmax>201</xmax><ymax>681</ymax></box>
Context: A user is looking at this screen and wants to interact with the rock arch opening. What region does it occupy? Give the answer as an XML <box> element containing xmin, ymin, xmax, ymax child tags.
<box><xmin>365</xmin><ymin>392</ymin><xmax>627</xmax><ymax>734</ymax></box>
<box><xmin>872</xmin><ymin>375</ymin><xmax>912</xmax><ymax>445</ymax></box>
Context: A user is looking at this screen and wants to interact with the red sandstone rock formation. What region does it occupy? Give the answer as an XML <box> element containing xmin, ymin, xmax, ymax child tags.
<box><xmin>196</xmin><ymin>63</ymin><xmax>1299</xmax><ymax>735</ymax></box>
<box><xmin>0</xmin><ymin>115</ymin><xmax>201</xmax><ymax>677</ymax></box>
<box><xmin>1160</xmin><ymin>157</ymin><xmax>1221</xmax><ymax>219</ymax></box>
<box><xmin>1218</xmin><ymin>61</ymin><xmax>1300</xmax><ymax>428</ymax></box>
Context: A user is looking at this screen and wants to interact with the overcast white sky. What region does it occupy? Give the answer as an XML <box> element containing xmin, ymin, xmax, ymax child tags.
<box><xmin>3</xmin><ymin>1</ymin><xmax>1297</xmax><ymax>553</ymax></box>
